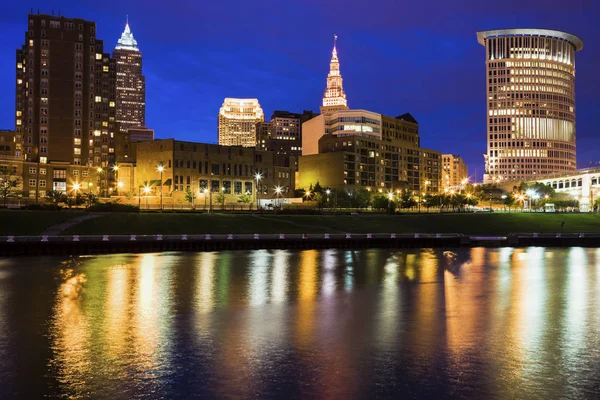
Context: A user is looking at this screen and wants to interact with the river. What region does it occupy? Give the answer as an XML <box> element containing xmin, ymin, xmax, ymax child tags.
<box><xmin>1</xmin><ymin>248</ymin><xmax>599</xmax><ymax>398</ymax></box>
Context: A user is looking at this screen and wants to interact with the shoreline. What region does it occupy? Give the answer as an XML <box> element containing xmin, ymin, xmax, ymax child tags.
<box><xmin>1</xmin><ymin>232</ymin><xmax>597</xmax><ymax>256</ymax></box>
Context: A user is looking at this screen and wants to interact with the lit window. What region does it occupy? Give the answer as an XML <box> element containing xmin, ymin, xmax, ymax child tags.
<box><xmin>16</xmin><ymin>111</ymin><xmax>22</xmax><ymax>117</ymax></box>
<box><xmin>109</xmin><ymin>101</ymin><xmax>115</xmax><ymax>107</ymax></box>
<box><xmin>16</xmin><ymin>119</ymin><xmax>22</xmax><ymax>126</ymax></box>
<box><xmin>74</xmin><ymin>148</ymin><xmax>81</xmax><ymax>155</ymax></box>
<box><xmin>74</xmin><ymin>138</ymin><xmax>81</xmax><ymax>145</ymax></box>
<box><xmin>94</xmin><ymin>130</ymin><xmax>101</xmax><ymax>136</ymax></box>
<box><xmin>102</xmin><ymin>121</ymin><xmax>108</xmax><ymax>127</ymax></box>
<box><xmin>40</xmin><ymin>157</ymin><xmax>47</xmax><ymax>164</ymax></box>
<box><xmin>103</xmin><ymin>66</ymin><xmax>109</xmax><ymax>72</ymax></box>
<box><xmin>95</xmin><ymin>96</ymin><xmax>102</xmax><ymax>102</ymax></box>
<box><xmin>96</xmin><ymin>53</ymin><xmax>102</xmax><ymax>60</ymax></box>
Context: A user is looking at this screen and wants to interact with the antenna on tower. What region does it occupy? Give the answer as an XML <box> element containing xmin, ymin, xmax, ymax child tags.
<box><xmin>126</xmin><ymin>14</ymin><xmax>129</xmax><ymax>26</ymax></box>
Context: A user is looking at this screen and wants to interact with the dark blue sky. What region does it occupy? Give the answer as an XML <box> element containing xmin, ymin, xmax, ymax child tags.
<box><xmin>0</xmin><ymin>0</ymin><xmax>598</xmax><ymax>179</ymax></box>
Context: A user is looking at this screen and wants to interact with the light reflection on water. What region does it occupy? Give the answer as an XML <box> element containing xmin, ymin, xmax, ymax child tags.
<box><xmin>1</xmin><ymin>248</ymin><xmax>600</xmax><ymax>398</ymax></box>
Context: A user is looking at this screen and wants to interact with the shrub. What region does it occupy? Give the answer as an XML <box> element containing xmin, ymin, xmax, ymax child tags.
<box><xmin>24</xmin><ymin>203</ymin><xmax>62</xmax><ymax>211</ymax></box>
<box><xmin>87</xmin><ymin>202</ymin><xmax>139</xmax><ymax>213</ymax></box>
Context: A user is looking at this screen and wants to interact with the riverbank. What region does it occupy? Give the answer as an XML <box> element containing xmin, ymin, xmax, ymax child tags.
<box><xmin>2</xmin><ymin>210</ymin><xmax>600</xmax><ymax>236</ymax></box>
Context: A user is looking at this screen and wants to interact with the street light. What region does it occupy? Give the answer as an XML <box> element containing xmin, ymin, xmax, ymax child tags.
<box><xmin>157</xmin><ymin>165</ymin><xmax>164</xmax><ymax>211</ymax></box>
<box><xmin>88</xmin><ymin>182</ymin><xmax>93</xmax><ymax>208</ymax></box>
<box><xmin>97</xmin><ymin>167</ymin><xmax>104</xmax><ymax>197</ymax></box>
<box><xmin>387</xmin><ymin>191</ymin><xmax>394</xmax><ymax>214</ymax></box>
<box><xmin>275</xmin><ymin>186</ymin><xmax>282</xmax><ymax>209</ymax></box>
<box><xmin>203</xmin><ymin>188</ymin><xmax>209</xmax><ymax>210</ymax></box>
<box><xmin>112</xmin><ymin>165</ymin><xmax>119</xmax><ymax>195</ymax></box>
<box><xmin>143</xmin><ymin>186</ymin><xmax>151</xmax><ymax>209</ymax></box>
<box><xmin>255</xmin><ymin>172</ymin><xmax>262</xmax><ymax>210</ymax></box>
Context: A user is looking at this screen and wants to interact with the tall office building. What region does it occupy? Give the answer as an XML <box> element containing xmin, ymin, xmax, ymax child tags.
<box><xmin>442</xmin><ymin>154</ymin><xmax>468</xmax><ymax>189</ymax></box>
<box><xmin>15</xmin><ymin>13</ymin><xmax>117</xmax><ymax>170</ymax></box>
<box><xmin>477</xmin><ymin>29</ymin><xmax>583</xmax><ymax>183</ymax></box>
<box><xmin>113</xmin><ymin>18</ymin><xmax>145</xmax><ymax>133</ymax></box>
<box><xmin>256</xmin><ymin>110</ymin><xmax>317</xmax><ymax>166</ymax></box>
<box><xmin>320</xmin><ymin>35</ymin><xmax>348</xmax><ymax>116</ymax></box>
<box><xmin>218</xmin><ymin>98</ymin><xmax>264</xmax><ymax>147</ymax></box>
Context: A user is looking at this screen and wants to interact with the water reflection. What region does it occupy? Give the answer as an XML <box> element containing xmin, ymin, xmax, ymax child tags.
<box><xmin>2</xmin><ymin>248</ymin><xmax>600</xmax><ymax>398</ymax></box>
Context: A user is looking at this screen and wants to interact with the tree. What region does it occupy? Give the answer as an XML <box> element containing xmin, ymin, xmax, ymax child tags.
<box><xmin>313</xmin><ymin>181</ymin><xmax>324</xmax><ymax>195</ymax></box>
<box><xmin>237</xmin><ymin>193</ymin><xmax>252</xmax><ymax>204</ymax></box>
<box><xmin>423</xmin><ymin>194</ymin><xmax>437</xmax><ymax>211</ymax></box>
<box><xmin>46</xmin><ymin>190</ymin><xmax>66</xmax><ymax>206</ymax></box>
<box><xmin>351</xmin><ymin>189</ymin><xmax>371</xmax><ymax>209</ymax></box>
<box><xmin>184</xmin><ymin>187</ymin><xmax>196</xmax><ymax>208</ymax></box>
<box><xmin>214</xmin><ymin>192</ymin><xmax>226</xmax><ymax>207</ymax></box>
<box><xmin>0</xmin><ymin>169</ymin><xmax>21</xmax><ymax>208</ymax></box>
<box><xmin>371</xmin><ymin>194</ymin><xmax>389</xmax><ymax>211</ymax></box>
<box><xmin>399</xmin><ymin>190</ymin><xmax>416</xmax><ymax>210</ymax></box>
<box><xmin>503</xmin><ymin>192</ymin><xmax>515</xmax><ymax>211</ymax></box>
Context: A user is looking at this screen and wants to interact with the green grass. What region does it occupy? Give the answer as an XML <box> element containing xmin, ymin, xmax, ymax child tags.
<box><xmin>61</xmin><ymin>212</ymin><xmax>600</xmax><ymax>236</ymax></box>
<box><xmin>3</xmin><ymin>210</ymin><xmax>600</xmax><ymax>236</ymax></box>
<box><xmin>0</xmin><ymin>210</ymin><xmax>84</xmax><ymax>235</ymax></box>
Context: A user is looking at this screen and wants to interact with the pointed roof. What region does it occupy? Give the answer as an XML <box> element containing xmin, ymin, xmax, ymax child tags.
<box><xmin>115</xmin><ymin>17</ymin><xmax>139</xmax><ymax>51</ymax></box>
<box><xmin>396</xmin><ymin>113</ymin><xmax>418</xmax><ymax>124</ymax></box>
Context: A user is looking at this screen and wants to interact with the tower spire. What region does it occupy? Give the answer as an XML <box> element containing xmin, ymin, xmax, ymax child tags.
<box><xmin>115</xmin><ymin>16</ymin><xmax>139</xmax><ymax>51</ymax></box>
<box><xmin>320</xmin><ymin>34</ymin><xmax>348</xmax><ymax>115</ymax></box>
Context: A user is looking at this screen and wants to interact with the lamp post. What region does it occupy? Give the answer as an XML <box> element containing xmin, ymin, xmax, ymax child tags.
<box><xmin>157</xmin><ymin>165</ymin><xmax>164</xmax><ymax>211</ymax></box>
<box><xmin>387</xmin><ymin>191</ymin><xmax>394</xmax><ymax>214</ymax></box>
<box><xmin>112</xmin><ymin>164</ymin><xmax>119</xmax><ymax>195</ymax></box>
<box><xmin>96</xmin><ymin>167</ymin><xmax>104</xmax><ymax>197</ymax></box>
<box><xmin>255</xmin><ymin>172</ymin><xmax>262</xmax><ymax>210</ymax></box>
<box><xmin>87</xmin><ymin>182</ymin><xmax>93</xmax><ymax>208</ymax></box>
<box><xmin>326</xmin><ymin>189</ymin><xmax>331</xmax><ymax>208</ymax></box>
<box><xmin>275</xmin><ymin>186</ymin><xmax>282</xmax><ymax>209</ymax></box>
<box><xmin>143</xmin><ymin>186</ymin><xmax>151</xmax><ymax>210</ymax></box>
<box><xmin>72</xmin><ymin>182</ymin><xmax>80</xmax><ymax>208</ymax></box>
<box><xmin>204</xmin><ymin>188</ymin><xmax>209</xmax><ymax>210</ymax></box>
<box><xmin>501</xmin><ymin>194</ymin><xmax>507</xmax><ymax>212</ymax></box>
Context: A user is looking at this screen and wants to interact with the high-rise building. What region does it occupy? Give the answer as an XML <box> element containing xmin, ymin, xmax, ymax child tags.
<box><xmin>298</xmin><ymin>112</ymin><xmax>441</xmax><ymax>194</ymax></box>
<box><xmin>442</xmin><ymin>154</ymin><xmax>468</xmax><ymax>189</ymax></box>
<box><xmin>320</xmin><ymin>35</ymin><xmax>348</xmax><ymax>116</ymax></box>
<box><xmin>113</xmin><ymin>18</ymin><xmax>145</xmax><ymax>133</ymax></box>
<box><xmin>15</xmin><ymin>13</ymin><xmax>117</xmax><ymax>194</ymax></box>
<box><xmin>218</xmin><ymin>98</ymin><xmax>264</xmax><ymax>147</ymax></box>
<box><xmin>256</xmin><ymin>110</ymin><xmax>317</xmax><ymax>166</ymax></box>
<box><xmin>0</xmin><ymin>130</ymin><xmax>17</xmax><ymax>158</ymax></box>
<box><xmin>477</xmin><ymin>29</ymin><xmax>583</xmax><ymax>183</ymax></box>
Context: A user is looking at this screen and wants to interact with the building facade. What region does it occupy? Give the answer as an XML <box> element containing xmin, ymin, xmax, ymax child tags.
<box><xmin>0</xmin><ymin>130</ymin><xmax>17</xmax><ymax>158</ymax></box>
<box><xmin>135</xmin><ymin>139</ymin><xmax>295</xmax><ymax>205</ymax></box>
<box><xmin>477</xmin><ymin>29</ymin><xmax>583</xmax><ymax>183</ymax></box>
<box><xmin>529</xmin><ymin>168</ymin><xmax>600</xmax><ymax>212</ymax></box>
<box><xmin>302</xmin><ymin>109</ymin><xmax>382</xmax><ymax>156</ymax></box>
<box><xmin>218</xmin><ymin>98</ymin><xmax>264</xmax><ymax>147</ymax></box>
<box><xmin>15</xmin><ymin>13</ymin><xmax>117</xmax><ymax>194</ymax></box>
<box><xmin>298</xmin><ymin>114</ymin><xmax>441</xmax><ymax>194</ymax></box>
<box><xmin>256</xmin><ymin>110</ymin><xmax>317</xmax><ymax>166</ymax></box>
<box><xmin>113</xmin><ymin>19</ymin><xmax>145</xmax><ymax>133</ymax></box>
<box><xmin>320</xmin><ymin>35</ymin><xmax>348</xmax><ymax>115</ymax></box>
<box><xmin>442</xmin><ymin>154</ymin><xmax>468</xmax><ymax>189</ymax></box>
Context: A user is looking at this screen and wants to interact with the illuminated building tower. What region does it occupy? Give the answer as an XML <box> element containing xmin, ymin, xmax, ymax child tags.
<box><xmin>442</xmin><ymin>154</ymin><xmax>468</xmax><ymax>189</ymax></box>
<box><xmin>113</xmin><ymin>17</ymin><xmax>145</xmax><ymax>133</ymax></box>
<box><xmin>320</xmin><ymin>35</ymin><xmax>348</xmax><ymax>115</ymax></box>
<box><xmin>477</xmin><ymin>29</ymin><xmax>583</xmax><ymax>183</ymax></box>
<box><xmin>218</xmin><ymin>98</ymin><xmax>264</xmax><ymax>147</ymax></box>
<box><xmin>15</xmin><ymin>13</ymin><xmax>116</xmax><ymax>169</ymax></box>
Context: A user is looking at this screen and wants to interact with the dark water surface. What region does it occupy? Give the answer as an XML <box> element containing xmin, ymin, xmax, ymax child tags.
<box><xmin>1</xmin><ymin>248</ymin><xmax>600</xmax><ymax>399</ymax></box>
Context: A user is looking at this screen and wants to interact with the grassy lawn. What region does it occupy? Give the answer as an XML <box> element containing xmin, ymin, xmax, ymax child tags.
<box><xmin>0</xmin><ymin>210</ymin><xmax>84</xmax><ymax>235</ymax></box>
<box><xmin>58</xmin><ymin>212</ymin><xmax>600</xmax><ymax>236</ymax></box>
<box><xmin>3</xmin><ymin>210</ymin><xmax>600</xmax><ymax>236</ymax></box>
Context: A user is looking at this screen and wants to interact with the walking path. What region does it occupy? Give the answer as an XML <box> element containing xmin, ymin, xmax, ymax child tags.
<box><xmin>41</xmin><ymin>213</ymin><xmax>104</xmax><ymax>236</ymax></box>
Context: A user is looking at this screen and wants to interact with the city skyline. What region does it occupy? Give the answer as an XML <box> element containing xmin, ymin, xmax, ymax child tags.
<box><xmin>0</xmin><ymin>0</ymin><xmax>598</xmax><ymax>180</ymax></box>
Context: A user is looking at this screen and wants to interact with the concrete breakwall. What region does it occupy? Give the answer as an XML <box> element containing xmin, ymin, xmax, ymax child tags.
<box><xmin>0</xmin><ymin>233</ymin><xmax>599</xmax><ymax>256</ymax></box>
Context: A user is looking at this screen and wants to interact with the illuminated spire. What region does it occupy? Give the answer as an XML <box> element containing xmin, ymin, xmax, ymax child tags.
<box><xmin>115</xmin><ymin>17</ymin><xmax>139</xmax><ymax>51</ymax></box>
<box><xmin>321</xmin><ymin>34</ymin><xmax>348</xmax><ymax>114</ymax></box>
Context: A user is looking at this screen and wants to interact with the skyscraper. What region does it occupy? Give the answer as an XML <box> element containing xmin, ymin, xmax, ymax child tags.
<box><xmin>218</xmin><ymin>98</ymin><xmax>264</xmax><ymax>147</ymax></box>
<box><xmin>477</xmin><ymin>29</ymin><xmax>583</xmax><ymax>183</ymax></box>
<box><xmin>320</xmin><ymin>35</ymin><xmax>348</xmax><ymax>116</ymax></box>
<box><xmin>113</xmin><ymin>18</ymin><xmax>145</xmax><ymax>133</ymax></box>
<box><xmin>15</xmin><ymin>13</ymin><xmax>116</xmax><ymax>169</ymax></box>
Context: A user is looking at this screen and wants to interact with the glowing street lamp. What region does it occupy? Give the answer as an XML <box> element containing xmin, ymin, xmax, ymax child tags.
<box><xmin>255</xmin><ymin>172</ymin><xmax>262</xmax><ymax>209</ymax></box>
<box><xmin>112</xmin><ymin>165</ymin><xmax>120</xmax><ymax>195</ymax></box>
<box><xmin>274</xmin><ymin>186</ymin><xmax>282</xmax><ymax>208</ymax></box>
<box><xmin>157</xmin><ymin>165</ymin><xmax>164</xmax><ymax>211</ymax></box>
<box><xmin>143</xmin><ymin>186</ymin><xmax>151</xmax><ymax>209</ymax></box>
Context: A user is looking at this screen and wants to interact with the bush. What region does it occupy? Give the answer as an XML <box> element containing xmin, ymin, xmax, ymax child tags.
<box><xmin>87</xmin><ymin>202</ymin><xmax>139</xmax><ymax>213</ymax></box>
<box><xmin>24</xmin><ymin>203</ymin><xmax>62</xmax><ymax>211</ymax></box>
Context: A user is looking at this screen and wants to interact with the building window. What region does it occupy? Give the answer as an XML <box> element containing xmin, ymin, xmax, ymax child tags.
<box><xmin>28</xmin><ymin>179</ymin><xmax>36</xmax><ymax>187</ymax></box>
<box><xmin>40</xmin><ymin>157</ymin><xmax>47</xmax><ymax>164</ymax></box>
<box><xmin>40</xmin><ymin>168</ymin><xmax>46</xmax><ymax>175</ymax></box>
<box><xmin>39</xmin><ymin>180</ymin><xmax>46</xmax><ymax>188</ymax></box>
<box><xmin>244</xmin><ymin>182</ymin><xmax>253</xmax><ymax>194</ymax></box>
<box><xmin>73</xmin><ymin>170</ymin><xmax>79</xmax><ymax>176</ymax></box>
<box><xmin>234</xmin><ymin>181</ymin><xmax>242</xmax><ymax>195</ymax></box>
<box><xmin>29</xmin><ymin>167</ymin><xmax>36</xmax><ymax>174</ymax></box>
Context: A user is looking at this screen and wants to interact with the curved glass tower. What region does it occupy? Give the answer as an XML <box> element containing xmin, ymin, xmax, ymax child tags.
<box><xmin>477</xmin><ymin>29</ymin><xmax>583</xmax><ymax>183</ymax></box>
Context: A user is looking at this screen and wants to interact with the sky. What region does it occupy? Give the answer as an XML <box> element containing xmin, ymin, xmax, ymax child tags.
<box><xmin>0</xmin><ymin>0</ymin><xmax>598</xmax><ymax>180</ymax></box>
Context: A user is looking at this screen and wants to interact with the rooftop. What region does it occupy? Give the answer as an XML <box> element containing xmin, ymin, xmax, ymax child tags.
<box><xmin>476</xmin><ymin>29</ymin><xmax>583</xmax><ymax>51</ymax></box>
